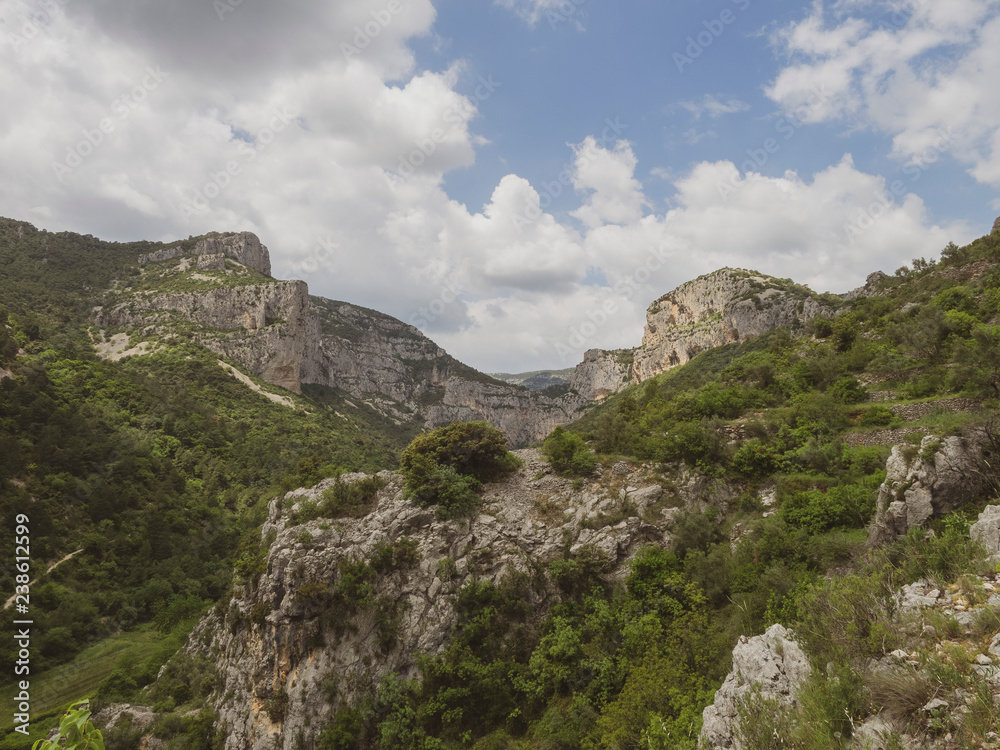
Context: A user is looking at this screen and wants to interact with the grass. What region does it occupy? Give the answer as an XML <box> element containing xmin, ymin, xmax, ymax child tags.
<box><xmin>0</xmin><ymin>626</ymin><xmax>179</xmax><ymax>747</ymax></box>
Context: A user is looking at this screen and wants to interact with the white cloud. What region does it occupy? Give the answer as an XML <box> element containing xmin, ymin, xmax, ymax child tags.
<box><xmin>494</xmin><ymin>0</ymin><xmax>584</xmax><ymax>29</ymax></box>
<box><xmin>0</xmin><ymin>0</ymin><xmax>980</xmax><ymax>374</ymax></box>
<box><xmin>766</xmin><ymin>0</ymin><xmax>1000</xmax><ymax>185</ymax></box>
<box><xmin>679</xmin><ymin>94</ymin><xmax>751</xmax><ymax>120</ymax></box>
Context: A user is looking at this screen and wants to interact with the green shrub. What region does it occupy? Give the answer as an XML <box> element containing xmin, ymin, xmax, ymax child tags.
<box><xmin>858</xmin><ymin>405</ymin><xmax>895</xmax><ymax>427</ymax></box>
<box><xmin>265</xmin><ymin>688</ymin><xmax>289</xmax><ymax>723</ymax></box>
<box><xmin>403</xmin><ymin>455</ymin><xmax>482</xmax><ymax>519</ymax></box>
<box><xmin>828</xmin><ymin>376</ymin><xmax>867</xmax><ymax>404</ymax></box>
<box><xmin>400</xmin><ymin>422</ymin><xmax>522</xmax><ymax>519</ymax></box>
<box><xmin>541</xmin><ymin>427</ymin><xmax>598</xmax><ymax>477</ymax></box>
<box><xmin>320</xmin><ymin>474</ymin><xmax>386</xmax><ymax>518</ymax></box>
<box><xmin>731</xmin><ymin>439</ymin><xmax>782</xmax><ymax>478</ymax></box>
<box><xmin>401</xmin><ymin>421</ymin><xmax>522</xmax><ymax>484</ymax></box>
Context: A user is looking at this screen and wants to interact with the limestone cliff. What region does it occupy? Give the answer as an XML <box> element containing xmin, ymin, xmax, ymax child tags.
<box><xmin>139</xmin><ymin>231</ymin><xmax>272</xmax><ymax>276</ymax></box>
<box><xmin>633</xmin><ymin>268</ymin><xmax>829</xmax><ymax>383</ymax></box>
<box><xmin>868</xmin><ymin>432</ymin><xmax>993</xmax><ymax>545</ymax></box>
<box><xmin>95</xmin><ymin>236</ymin><xmax>590</xmax><ymax>445</ymax></box>
<box><xmin>183</xmin><ymin>451</ymin><xmax>672</xmax><ymax>750</ymax></box>
<box><xmin>570</xmin><ymin>348</ymin><xmax>634</xmax><ymax>400</ymax></box>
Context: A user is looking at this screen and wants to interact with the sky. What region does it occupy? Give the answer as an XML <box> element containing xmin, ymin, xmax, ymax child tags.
<box><xmin>1</xmin><ymin>0</ymin><xmax>999</xmax><ymax>372</ymax></box>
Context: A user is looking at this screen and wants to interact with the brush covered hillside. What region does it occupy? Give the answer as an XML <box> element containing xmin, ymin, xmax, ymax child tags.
<box><xmin>2</xmin><ymin>218</ymin><xmax>1000</xmax><ymax>750</ymax></box>
<box><xmin>0</xmin><ymin>217</ymin><xmax>581</xmax><ymax>748</ymax></box>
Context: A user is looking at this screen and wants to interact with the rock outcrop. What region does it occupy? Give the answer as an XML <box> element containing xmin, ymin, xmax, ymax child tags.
<box><xmin>187</xmin><ymin>451</ymin><xmax>668</xmax><ymax>750</ymax></box>
<box><xmin>868</xmin><ymin>435</ymin><xmax>992</xmax><ymax>545</ymax></box>
<box><xmin>570</xmin><ymin>349</ymin><xmax>633</xmax><ymax>400</ymax></box>
<box><xmin>993</xmin><ymin>216</ymin><xmax>1000</xmax><ymax>234</ymax></box>
<box><xmin>96</xmin><ymin>280</ymin><xmax>315</xmax><ymax>393</ymax></box>
<box><xmin>139</xmin><ymin>232</ymin><xmax>272</xmax><ymax>277</ymax></box>
<box><xmin>632</xmin><ymin>269</ymin><xmax>828</xmax><ymax>383</ymax></box>
<box><xmin>971</xmin><ymin>505</ymin><xmax>1000</xmax><ymax>562</ymax></box>
<box><xmin>700</xmin><ymin>624</ymin><xmax>811</xmax><ymax>749</ymax></box>
<box><xmin>97</xmin><ymin>240</ymin><xmax>590</xmax><ymax>445</ymax></box>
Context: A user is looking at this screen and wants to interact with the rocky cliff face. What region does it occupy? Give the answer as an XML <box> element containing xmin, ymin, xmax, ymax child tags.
<box><xmin>700</xmin><ymin>624</ymin><xmax>811</xmax><ymax>750</ymax></box>
<box><xmin>570</xmin><ymin>348</ymin><xmax>634</xmax><ymax>400</ymax></box>
<box><xmin>633</xmin><ymin>268</ymin><xmax>828</xmax><ymax>383</ymax></box>
<box><xmin>868</xmin><ymin>433</ymin><xmax>992</xmax><ymax>545</ymax></box>
<box><xmin>96</xmin><ymin>279</ymin><xmax>315</xmax><ymax>393</ymax></box>
<box><xmin>184</xmin><ymin>451</ymin><xmax>674</xmax><ymax>750</ymax></box>
<box><xmin>139</xmin><ymin>232</ymin><xmax>272</xmax><ymax>276</ymax></box>
<box><xmin>564</xmin><ymin>270</ymin><xmax>832</xmax><ymax>401</ymax></box>
<box><xmin>96</xmin><ymin>237</ymin><xmax>589</xmax><ymax>445</ymax></box>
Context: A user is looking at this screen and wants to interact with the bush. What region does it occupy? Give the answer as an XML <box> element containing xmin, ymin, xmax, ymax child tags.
<box><xmin>858</xmin><ymin>405</ymin><xmax>895</xmax><ymax>427</ymax></box>
<box><xmin>401</xmin><ymin>421</ymin><xmax>522</xmax><ymax>484</ymax></box>
<box><xmin>542</xmin><ymin>427</ymin><xmax>597</xmax><ymax>477</ymax></box>
<box><xmin>319</xmin><ymin>474</ymin><xmax>386</xmax><ymax>518</ymax></box>
<box><xmin>828</xmin><ymin>377</ymin><xmax>867</xmax><ymax>404</ymax></box>
<box><xmin>731</xmin><ymin>439</ymin><xmax>782</xmax><ymax>478</ymax></box>
<box><xmin>400</xmin><ymin>422</ymin><xmax>522</xmax><ymax>518</ymax></box>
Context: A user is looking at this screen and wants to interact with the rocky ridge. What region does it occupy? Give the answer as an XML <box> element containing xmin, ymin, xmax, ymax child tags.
<box><xmin>179</xmin><ymin>450</ymin><xmax>690</xmax><ymax>750</ymax></box>
<box><xmin>569</xmin><ymin>268</ymin><xmax>832</xmax><ymax>399</ymax></box>
<box><xmin>95</xmin><ymin>234</ymin><xmax>588</xmax><ymax>445</ymax></box>
<box><xmin>700</xmin><ymin>505</ymin><xmax>1000</xmax><ymax>749</ymax></box>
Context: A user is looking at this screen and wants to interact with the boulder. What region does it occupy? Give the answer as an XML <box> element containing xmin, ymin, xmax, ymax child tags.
<box><xmin>700</xmin><ymin>624</ymin><xmax>811</xmax><ymax>749</ymax></box>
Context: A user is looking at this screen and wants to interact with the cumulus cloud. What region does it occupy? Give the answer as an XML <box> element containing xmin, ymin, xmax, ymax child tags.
<box><xmin>766</xmin><ymin>0</ymin><xmax>1000</xmax><ymax>185</ymax></box>
<box><xmin>0</xmin><ymin>0</ymin><xmax>979</xmax><ymax>373</ymax></box>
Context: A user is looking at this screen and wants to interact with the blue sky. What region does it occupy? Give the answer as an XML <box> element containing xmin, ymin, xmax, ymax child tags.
<box><xmin>1</xmin><ymin>0</ymin><xmax>998</xmax><ymax>371</ymax></box>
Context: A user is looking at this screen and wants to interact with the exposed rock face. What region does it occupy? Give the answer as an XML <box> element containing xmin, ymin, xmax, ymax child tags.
<box><xmin>845</xmin><ymin>270</ymin><xmax>890</xmax><ymax>300</ymax></box>
<box><xmin>971</xmin><ymin>505</ymin><xmax>1000</xmax><ymax>561</ymax></box>
<box><xmin>138</xmin><ymin>232</ymin><xmax>272</xmax><ymax>277</ymax></box>
<box><xmin>570</xmin><ymin>349</ymin><xmax>633</xmax><ymax>400</ymax></box>
<box><xmin>993</xmin><ymin>216</ymin><xmax>1000</xmax><ymax>233</ymax></box>
<box><xmin>632</xmin><ymin>269</ymin><xmax>828</xmax><ymax>383</ymax></box>
<box><xmin>868</xmin><ymin>435</ymin><xmax>992</xmax><ymax>545</ymax></box>
<box><xmin>96</xmin><ymin>253</ymin><xmax>590</xmax><ymax>445</ymax></box>
<box><xmin>189</xmin><ymin>451</ymin><xmax>668</xmax><ymax>750</ymax></box>
<box><xmin>700</xmin><ymin>624</ymin><xmax>811</xmax><ymax>749</ymax></box>
<box><xmin>303</xmin><ymin>299</ymin><xmax>589</xmax><ymax>446</ymax></box>
<box><xmin>96</xmin><ymin>280</ymin><xmax>315</xmax><ymax>393</ymax></box>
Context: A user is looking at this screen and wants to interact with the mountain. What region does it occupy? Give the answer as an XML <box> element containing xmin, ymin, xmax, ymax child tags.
<box><xmin>77</xmin><ymin>228</ymin><xmax>591</xmax><ymax>447</ymax></box>
<box><xmin>570</xmin><ymin>267</ymin><xmax>837</xmax><ymax>400</ymax></box>
<box><xmin>4</xmin><ymin>216</ymin><xmax>1000</xmax><ymax>750</ymax></box>
<box><xmin>488</xmin><ymin>368</ymin><xmax>577</xmax><ymax>391</ymax></box>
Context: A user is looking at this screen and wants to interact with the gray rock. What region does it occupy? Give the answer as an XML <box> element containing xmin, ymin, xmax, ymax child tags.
<box><xmin>869</xmin><ymin>435</ymin><xmax>992</xmax><ymax>544</ymax></box>
<box><xmin>971</xmin><ymin>505</ymin><xmax>1000</xmax><ymax>559</ymax></box>
<box><xmin>570</xmin><ymin>349</ymin><xmax>633</xmax><ymax>400</ymax></box>
<box><xmin>186</xmin><ymin>455</ymin><xmax>668</xmax><ymax>750</ymax></box>
<box><xmin>633</xmin><ymin>269</ymin><xmax>830</xmax><ymax>382</ymax></box>
<box><xmin>700</xmin><ymin>624</ymin><xmax>811</xmax><ymax>749</ymax></box>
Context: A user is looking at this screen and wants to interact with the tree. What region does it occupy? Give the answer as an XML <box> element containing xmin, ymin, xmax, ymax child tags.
<box><xmin>399</xmin><ymin>422</ymin><xmax>522</xmax><ymax>518</ymax></box>
<box><xmin>541</xmin><ymin>427</ymin><xmax>597</xmax><ymax>477</ymax></box>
